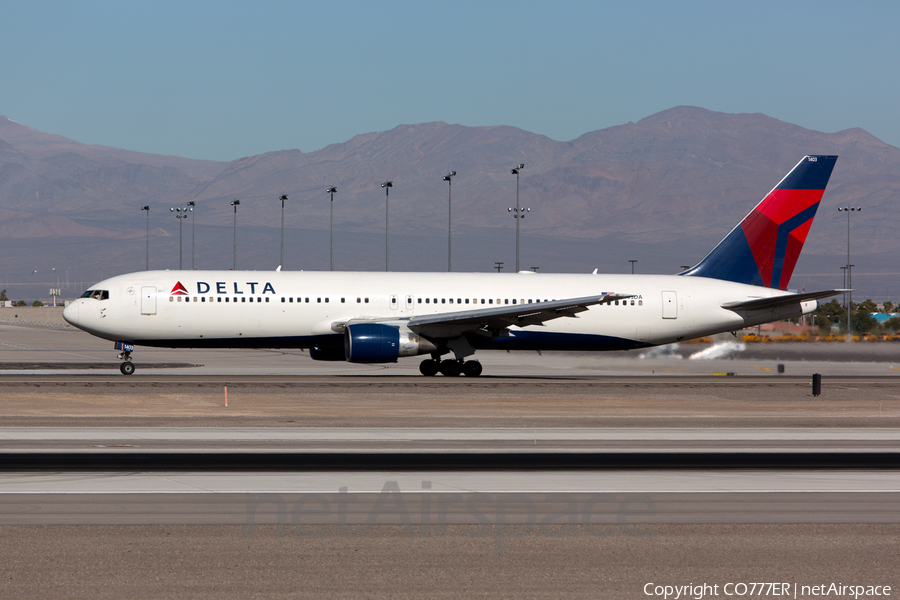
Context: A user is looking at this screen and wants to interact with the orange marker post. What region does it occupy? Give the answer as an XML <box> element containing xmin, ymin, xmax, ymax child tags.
<box><xmin>224</xmin><ymin>386</ymin><xmax>228</xmax><ymax>407</ymax></box>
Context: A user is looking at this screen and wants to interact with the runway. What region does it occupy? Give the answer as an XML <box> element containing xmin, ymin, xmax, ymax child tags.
<box><xmin>1</xmin><ymin>427</ymin><xmax>898</xmax><ymax>526</ymax></box>
<box><xmin>2</xmin><ymin>324</ymin><xmax>899</xmax><ymax>597</ymax></box>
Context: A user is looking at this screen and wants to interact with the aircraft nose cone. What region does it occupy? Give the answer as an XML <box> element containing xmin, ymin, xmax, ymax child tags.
<box><xmin>62</xmin><ymin>301</ymin><xmax>79</xmax><ymax>326</ymax></box>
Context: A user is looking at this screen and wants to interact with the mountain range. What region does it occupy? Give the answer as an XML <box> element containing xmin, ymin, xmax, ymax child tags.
<box><xmin>1</xmin><ymin>107</ymin><xmax>898</xmax><ymax>301</ymax></box>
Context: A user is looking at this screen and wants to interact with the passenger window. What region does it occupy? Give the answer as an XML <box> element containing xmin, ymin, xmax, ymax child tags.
<box><xmin>505</xmin><ymin>299</ymin><xmax>509</xmax><ymax>305</ymax></box>
<box><xmin>357</xmin><ymin>298</ymin><xmax>361</xmax><ymax>303</ymax></box>
<box><xmin>417</xmin><ymin>298</ymin><xmax>422</xmax><ymax>304</ymax></box>
<box><xmin>638</xmin><ymin>300</ymin><xmax>643</xmax><ymax>306</ymax></box>
<box><xmin>364</xmin><ymin>298</ymin><xmax>369</xmax><ymax>303</ymax></box>
<box><xmin>317</xmin><ymin>298</ymin><xmax>321</xmax><ymax>303</ymax></box>
<box><xmin>512</xmin><ymin>299</ymin><xmax>516</xmax><ymax>305</ymax></box>
<box><xmin>305</xmin><ymin>298</ymin><xmax>309</xmax><ymax>303</ymax></box>
<box><xmin>265</xmin><ymin>297</ymin><xmax>269</xmax><ymax>302</ymax></box>
<box><xmin>433</xmin><ymin>298</ymin><xmax>437</xmax><ymax>304</ymax></box>
<box><xmin>449</xmin><ymin>298</ymin><xmax>454</xmax><ymax>304</ymax></box>
<box><xmin>630</xmin><ymin>300</ymin><xmax>635</xmax><ymax>305</ymax></box>
<box><xmin>201</xmin><ymin>297</ymin><xmax>205</xmax><ymax>303</ymax></box>
<box><xmin>442</xmin><ymin>299</ymin><xmax>446</xmax><ymax>304</ymax></box>
<box><xmin>425</xmin><ymin>298</ymin><xmax>430</xmax><ymax>304</ymax></box>
<box><xmin>242</xmin><ymin>297</ymin><xmax>246</xmax><ymax>303</ymax></box>
<box><xmin>217</xmin><ymin>297</ymin><xmax>222</xmax><ymax>303</ymax></box>
<box><xmin>341</xmin><ymin>298</ymin><xmax>345</xmax><ymax>303</ymax></box>
<box><xmin>457</xmin><ymin>299</ymin><xmax>461</xmax><ymax>304</ymax></box>
<box><xmin>325</xmin><ymin>298</ymin><xmax>329</xmax><ymax>303</ymax></box>
<box><xmin>615</xmin><ymin>300</ymin><xmax>619</xmax><ymax>305</ymax></box>
<box><xmin>225</xmin><ymin>298</ymin><xmax>229</xmax><ymax>303</ymax></box>
<box><xmin>465</xmin><ymin>299</ymin><xmax>469</xmax><ymax>304</ymax></box>
<box><xmin>489</xmin><ymin>299</ymin><xmax>493</xmax><ymax>304</ymax></box>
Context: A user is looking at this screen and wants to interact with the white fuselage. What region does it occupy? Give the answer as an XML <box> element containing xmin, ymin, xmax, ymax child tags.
<box><xmin>63</xmin><ymin>270</ymin><xmax>815</xmax><ymax>353</ymax></box>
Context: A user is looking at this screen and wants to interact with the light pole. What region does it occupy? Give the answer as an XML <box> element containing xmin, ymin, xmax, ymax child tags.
<box><xmin>170</xmin><ymin>205</ymin><xmax>192</xmax><ymax>270</ymax></box>
<box><xmin>278</xmin><ymin>195</ymin><xmax>288</xmax><ymax>269</ymax></box>
<box><xmin>326</xmin><ymin>187</ymin><xmax>337</xmax><ymax>271</ymax></box>
<box><xmin>443</xmin><ymin>171</ymin><xmax>456</xmax><ymax>272</ymax></box>
<box><xmin>186</xmin><ymin>201</ymin><xmax>196</xmax><ymax>270</ymax></box>
<box><xmin>140</xmin><ymin>206</ymin><xmax>150</xmax><ymax>270</ymax></box>
<box><xmin>381</xmin><ymin>181</ymin><xmax>392</xmax><ymax>271</ymax></box>
<box><xmin>494</xmin><ymin>261</ymin><xmax>504</xmax><ymax>272</ymax></box>
<box><xmin>629</xmin><ymin>259</ymin><xmax>637</xmax><ymax>274</ymax></box>
<box><xmin>838</xmin><ymin>206</ymin><xmax>861</xmax><ymax>340</ymax></box>
<box><xmin>231</xmin><ymin>200</ymin><xmax>240</xmax><ymax>270</ymax></box>
<box><xmin>508</xmin><ymin>164</ymin><xmax>529</xmax><ymax>272</ymax></box>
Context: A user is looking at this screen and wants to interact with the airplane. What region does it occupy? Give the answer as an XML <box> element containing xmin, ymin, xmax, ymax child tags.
<box><xmin>63</xmin><ymin>155</ymin><xmax>842</xmax><ymax>376</ymax></box>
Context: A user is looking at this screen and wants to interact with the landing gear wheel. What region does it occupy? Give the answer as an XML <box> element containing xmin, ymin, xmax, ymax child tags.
<box><xmin>462</xmin><ymin>361</ymin><xmax>483</xmax><ymax>377</ymax></box>
<box><xmin>439</xmin><ymin>360</ymin><xmax>462</xmax><ymax>377</ymax></box>
<box><xmin>419</xmin><ymin>359</ymin><xmax>439</xmax><ymax>376</ymax></box>
<box><xmin>120</xmin><ymin>362</ymin><xmax>136</xmax><ymax>376</ymax></box>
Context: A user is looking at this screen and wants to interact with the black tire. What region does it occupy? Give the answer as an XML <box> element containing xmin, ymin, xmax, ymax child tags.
<box><xmin>439</xmin><ymin>360</ymin><xmax>462</xmax><ymax>377</ymax></box>
<box><xmin>462</xmin><ymin>361</ymin><xmax>483</xmax><ymax>377</ymax></box>
<box><xmin>419</xmin><ymin>359</ymin><xmax>439</xmax><ymax>376</ymax></box>
<box><xmin>120</xmin><ymin>362</ymin><xmax>136</xmax><ymax>376</ymax></box>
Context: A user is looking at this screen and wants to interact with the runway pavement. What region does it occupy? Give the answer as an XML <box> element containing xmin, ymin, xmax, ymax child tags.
<box><xmin>3</xmin><ymin>426</ymin><xmax>900</xmax><ymax>448</ymax></box>
<box><xmin>2</xmin><ymin>323</ymin><xmax>899</xmax><ymax>598</ymax></box>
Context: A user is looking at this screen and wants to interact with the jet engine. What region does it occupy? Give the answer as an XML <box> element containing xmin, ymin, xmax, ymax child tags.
<box><xmin>344</xmin><ymin>323</ymin><xmax>437</xmax><ymax>363</ymax></box>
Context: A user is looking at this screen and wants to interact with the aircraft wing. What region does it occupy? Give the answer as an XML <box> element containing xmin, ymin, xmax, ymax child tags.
<box><xmin>721</xmin><ymin>289</ymin><xmax>848</xmax><ymax>312</ymax></box>
<box><xmin>406</xmin><ymin>292</ymin><xmax>633</xmax><ymax>338</ymax></box>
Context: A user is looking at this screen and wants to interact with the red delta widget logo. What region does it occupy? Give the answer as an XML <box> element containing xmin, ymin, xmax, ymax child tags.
<box><xmin>170</xmin><ymin>281</ymin><xmax>277</xmax><ymax>295</ymax></box>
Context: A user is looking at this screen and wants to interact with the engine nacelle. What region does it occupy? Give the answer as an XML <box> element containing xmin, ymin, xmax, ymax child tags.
<box><xmin>344</xmin><ymin>323</ymin><xmax>437</xmax><ymax>364</ymax></box>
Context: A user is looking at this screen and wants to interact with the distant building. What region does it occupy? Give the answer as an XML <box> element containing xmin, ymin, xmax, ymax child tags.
<box><xmin>871</xmin><ymin>313</ymin><xmax>900</xmax><ymax>323</ymax></box>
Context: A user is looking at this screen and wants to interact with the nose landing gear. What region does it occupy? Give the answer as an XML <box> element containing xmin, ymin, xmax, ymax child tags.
<box><xmin>115</xmin><ymin>341</ymin><xmax>136</xmax><ymax>375</ymax></box>
<box><xmin>418</xmin><ymin>358</ymin><xmax>482</xmax><ymax>377</ymax></box>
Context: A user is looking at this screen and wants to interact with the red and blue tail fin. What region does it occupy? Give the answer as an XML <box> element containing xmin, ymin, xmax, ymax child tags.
<box><xmin>681</xmin><ymin>155</ymin><xmax>837</xmax><ymax>290</ymax></box>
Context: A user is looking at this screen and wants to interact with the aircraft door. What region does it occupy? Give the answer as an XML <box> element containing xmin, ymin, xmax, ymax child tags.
<box><xmin>662</xmin><ymin>291</ymin><xmax>677</xmax><ymax>319</ymax></box>
<box><xmin>405</xmin><ymin>295</ymin><xmax>414</xmax><ymax>313</ymax></box>
<box><xmin>390</xmin><ymin>295</ymin><xmax>399</xmax><ymax>310</ymax></box>
<box><xmin>141</xmin><ymin>286</ymin><xmax>157</xmax><ymax>315</ymax></box>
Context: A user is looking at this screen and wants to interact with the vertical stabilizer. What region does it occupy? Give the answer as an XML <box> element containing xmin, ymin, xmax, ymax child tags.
<box><xmin>681</xmin><ymin>155</ymin><xmax>837</xmax><ymax>289</ymax></box>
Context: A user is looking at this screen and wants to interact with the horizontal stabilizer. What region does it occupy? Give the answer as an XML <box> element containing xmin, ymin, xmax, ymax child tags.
<box><xmin>721</xmin><ymin>289</ymin><xmax>848</xmax><ymax>312</ymax></box>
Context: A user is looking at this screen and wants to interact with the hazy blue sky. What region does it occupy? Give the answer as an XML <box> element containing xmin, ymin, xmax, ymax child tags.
<box><xmin>2</xmin><ymin>1</ymin><xmax>897</xmax><ymax>161</ymax></box>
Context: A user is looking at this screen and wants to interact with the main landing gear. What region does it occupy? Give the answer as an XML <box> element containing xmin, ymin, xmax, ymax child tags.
<box><xmin>118</xmin><ymin>351</ymin><xmax>135</xmax><ymax>375</ymax></box>
<box><xmin>419</xmin><ymin>358</ymin><xmax>482</xmax><ymax>377</ymax></box>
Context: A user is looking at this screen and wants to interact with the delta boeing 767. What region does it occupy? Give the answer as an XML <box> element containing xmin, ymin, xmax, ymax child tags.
<box><xmin>63</xmin><ymin>155</ymin><xmax>841</xmax><ymax>376</ymax></box>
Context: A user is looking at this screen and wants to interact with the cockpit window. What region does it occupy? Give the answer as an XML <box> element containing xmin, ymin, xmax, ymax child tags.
<box><xmin>80</xmin><ymin>290</ymin><xmax>109</xmax><ymax>300</ymax></box>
